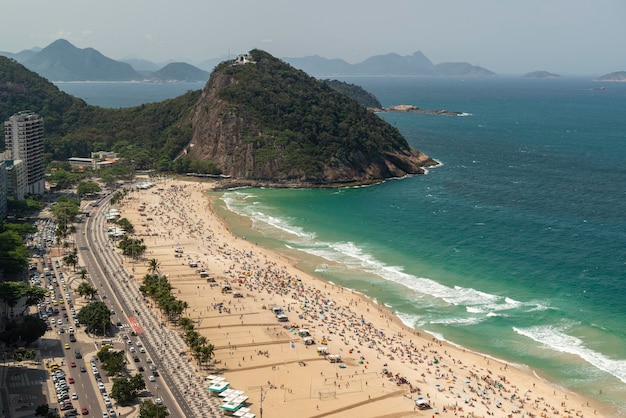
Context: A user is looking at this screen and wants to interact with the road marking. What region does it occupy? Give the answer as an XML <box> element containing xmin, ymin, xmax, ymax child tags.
<box><xmin>128</xmin><ymin>316</ymin><xmax>144</xmax><ymax>334</ymax></box>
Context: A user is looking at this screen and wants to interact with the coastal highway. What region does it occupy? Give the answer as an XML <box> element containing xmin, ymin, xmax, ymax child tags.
<box><xmin>77</xmin><ymin>193</ymin><xmax>220</xmax><ymax>417</ymax></box>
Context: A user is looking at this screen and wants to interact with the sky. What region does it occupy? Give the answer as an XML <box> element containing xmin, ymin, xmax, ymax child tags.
<box><xmin>2</xmin><ymin>0</ymin><xmax>625</xmax><ymax>75</ymax></box>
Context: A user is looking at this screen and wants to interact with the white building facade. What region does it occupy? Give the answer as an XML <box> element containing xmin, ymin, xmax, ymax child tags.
<box><xmin>3</xmin><ymin>111</ymin><xmax>45</xmax><ymax>196</ymax></box>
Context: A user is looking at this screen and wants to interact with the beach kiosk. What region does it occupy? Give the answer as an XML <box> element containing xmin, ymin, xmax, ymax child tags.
<box><xmin>317</xmin><ymin>346</ymin><xmax>329</xmax><ymax>356</ymax></box>
<box><xmin>206</xmin><ymin>378</ymin><xmax>229</xmax><ymax>396</ymax></box>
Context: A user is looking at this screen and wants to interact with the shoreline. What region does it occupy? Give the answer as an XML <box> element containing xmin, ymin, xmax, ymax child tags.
<box><xmin>116</xmin><ymin>178</ymin><xmax>612</xmax><ymax>417</ymax></box>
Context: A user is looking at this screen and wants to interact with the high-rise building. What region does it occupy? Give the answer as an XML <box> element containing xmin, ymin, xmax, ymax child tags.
<box><xmin>0</xmin><ymin>159</ymin><xmax>7</xmax><ymax>220</ymax></box>
<box><xmin>4</xmin><ymin>111</ymin><xmax>45</xmax><ymax>196</ymax></box>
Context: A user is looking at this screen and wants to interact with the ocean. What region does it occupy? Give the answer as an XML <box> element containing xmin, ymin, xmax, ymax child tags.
<box><xmin>57</xmin><ymin>76</ymin><xmax>626</xmax><ymax>415</ymax></box>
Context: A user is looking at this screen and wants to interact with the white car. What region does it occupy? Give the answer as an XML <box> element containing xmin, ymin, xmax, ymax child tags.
<box><xmin>148</xmin><ymin>375</ymin><xmax>156</xmax><ymax>382</ymax></box>
<box><xmin>129</xmin><ymin>347</ymin><xmax>136</xmax><ymax>353</ymax></box>
<box><xmin>71</xmin><ymin>392</ymin><xmax>78</xmax><ymax>400</ymax></box>
<box><xmin>155</xmin><ymin>397</ymin><xmax>163</xmax><ymax>405</ymax></box>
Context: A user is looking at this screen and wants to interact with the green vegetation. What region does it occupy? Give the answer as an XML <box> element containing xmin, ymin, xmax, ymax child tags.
<box><xmin>77</xmin><ymin>280</ymin><xmax>98</xmax><ymax>300</ymax></box>
<box><xmin>77</xmin><ymin>301</ymin><xmax>111</xmax><ymax>334</ymax></box>
<box><xmin>118</xmin><ymin>235</ymin><xmax>146</xmax><ymax>259</ymax></box>
<box><xmin>214</xmin><ymin>49</ymin><xmax>411</xmax><ymax>179</ymax></box>
<box><xmin>140</xmin><ymin>400</ymin><xmax>170</xmax><ymax>417</ymax></box>
<box><xmin>116</xmin><ymin>217</ymin><xmax>135</xmax><ymax>234</ymax></box>
<box><xmin>111</xmin><ymin>373</ymin><xmax>146</xmax><ymax>404</ymax></box>
<box><xmin>0</xmin><ymin>227</ymin><xmax>30</xmax><ymax>278</ymax></box>
<box><xmin>321</xmin><ymin>79</ymin><xmax>383</xmax><ymax>108</ymax></box>
<box><xmin>0</xmin><ymin>314</ymin><xmax>48</xmax><ymax>346</ymax></box>
<box><xmin>97</xmin><ymin>345</ymin><xmax>126</xmax><ymax>376</ymax></box>
<box><xmin>1</xmin><ymin>55</ymin><xmax>200</xmax><ymax>169</ymax></box>
<box><xmin>140</xmin><ymin>274</ymin><xmax>188</xmax><ymax>322</ymax></box>
<box><xmin>6</xmin><ymin>197</ymin><xmax>45</xmax><ymax>216</ymax></box>
<box><xmin>77</xmin><ymin>180</ymin><xmax>101</xmax><ymax>196</ymax></box>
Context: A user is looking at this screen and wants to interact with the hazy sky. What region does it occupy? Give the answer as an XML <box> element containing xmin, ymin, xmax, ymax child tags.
<box><xmin>2</xmin><ymin>0</ymin><xmax>624</xmax><ymax>75</ymax></box>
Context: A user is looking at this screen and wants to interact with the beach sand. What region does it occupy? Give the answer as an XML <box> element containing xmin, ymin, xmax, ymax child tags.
<box><xmin>115</xmin><ymin>178</ymin><xmax>607</xmax><ymax>418</ymax></box>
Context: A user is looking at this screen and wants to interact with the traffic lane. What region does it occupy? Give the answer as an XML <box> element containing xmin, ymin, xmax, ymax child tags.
<box><xmin>86</xmin><ymin>204</ymin><xmax>186</xmax><ymax>417</ymax></box>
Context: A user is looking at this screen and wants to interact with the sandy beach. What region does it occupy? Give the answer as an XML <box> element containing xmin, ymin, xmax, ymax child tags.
<box><xmin>114</xmin><ymin>178</ymin><xmax>607</xmax><ymax>418</ymax></box>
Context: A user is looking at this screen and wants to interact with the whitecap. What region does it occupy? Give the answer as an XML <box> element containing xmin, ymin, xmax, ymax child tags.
<box><xmin>513</xmin><ymin>325</ymin><xmax>626</xmax><ymax>384</ymax></box>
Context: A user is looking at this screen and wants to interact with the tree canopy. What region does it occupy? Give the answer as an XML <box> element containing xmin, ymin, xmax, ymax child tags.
<box><xmin>76</xmin><ymin>301</ymin><xmax>111</xmax><ymax>334</ymax></box>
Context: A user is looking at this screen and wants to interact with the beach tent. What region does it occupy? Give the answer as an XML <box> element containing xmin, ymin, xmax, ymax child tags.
<box><xmin>298</xmin><ymin>328</ymin><xmax>310</xmax><ymax>337</ymax></box>
<box><xmin>317</xmin><ymin>346</ymin><xmax>329</xmax><ymax>355</ymax></box>
<box><xmin>415</xmin><ymin>399</ymin><xmax>432</xmax><ymax>410</ymax></box>
<box><xmin>277</xmin><ymin>314</ymin><xmax>289</xmax><ymax>322</ymax></box>
<box><xmin>303</xmin><ymin>337</ymin><xmax>315</xmax><ymax>345</ymax></box>
<box><xmin>327</xmin><ymin>354</ymin><xmax>342</xmax><ymax>363</ymax></box>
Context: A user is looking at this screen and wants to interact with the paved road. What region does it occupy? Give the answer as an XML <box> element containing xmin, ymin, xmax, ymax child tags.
<box><xmin>78</xmin><ymin>195</ymin><xmax>222</xmax><ymax>417</ymax></box>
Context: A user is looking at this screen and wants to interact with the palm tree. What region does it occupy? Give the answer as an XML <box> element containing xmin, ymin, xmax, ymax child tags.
<box><xmin>79</xmin><ymin>268</ymin><xmax>88</xmax><ymax>281</ymax></box>
<box><xmin>147</xmin><ymin>258</ymin><xmax>160</xmax><ymax>276</ymax></box>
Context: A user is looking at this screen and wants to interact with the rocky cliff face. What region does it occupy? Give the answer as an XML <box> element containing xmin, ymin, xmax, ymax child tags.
<box><xmin>184</xmin><ymin>51</ymin><xmax>437</xmax><ymax>186</ymax></box>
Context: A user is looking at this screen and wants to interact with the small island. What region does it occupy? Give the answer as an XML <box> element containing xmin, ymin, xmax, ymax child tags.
<box><xmin>595</xmin><ymin>71</ymin><xmax>626</xmax><ymax>82</ymax></box>
<box><xmin>375</xmin><ymin>104</ymin><xmax>465</xmax><ymax>116</ymax></box>
<box><xmin>522</xmin><ymin>70</ymin><xmax>561</xmax><ymax>79</ymax></box>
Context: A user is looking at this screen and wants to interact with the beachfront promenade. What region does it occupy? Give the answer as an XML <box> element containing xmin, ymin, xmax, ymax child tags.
<box><xmin>84</xmin><ymin>195</ymin><xmax>222</xmax><ymax>417</ymax></box>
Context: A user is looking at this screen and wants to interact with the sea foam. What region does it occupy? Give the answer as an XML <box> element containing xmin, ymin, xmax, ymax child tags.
<box><xmin>513</xmin><ymin>325</ymin><xmax>626</xmax><ymax>385</ymax></box>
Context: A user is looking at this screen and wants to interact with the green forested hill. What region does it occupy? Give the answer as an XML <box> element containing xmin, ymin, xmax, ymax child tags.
<box><xmin>186</xmin><ymin>50</ymin><xmax>434</xmax><ymax>184</ymax></box>
<box><xmin>1</xmin><ymin>51</ymin><xmax>434</xmax><ymax>184</ymax></box>
<box><xmin>0</xmin><ymin>55</ymin><xmax>199</xmax><ymax>169</ymax></box>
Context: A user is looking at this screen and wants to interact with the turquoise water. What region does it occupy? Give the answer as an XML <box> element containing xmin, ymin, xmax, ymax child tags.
<box><xmin>217</xmin><ymin>77</ymin><xmax>626</xmax><ymax>414</ymax></box>
<box><xmin>59</xmin><ymin>77</ymin><xmax>626</xmax><ymax>414</ymax></box>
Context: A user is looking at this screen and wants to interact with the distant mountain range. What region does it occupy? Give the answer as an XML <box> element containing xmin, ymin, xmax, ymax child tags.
<box><xmin>283</xmin><ymin>51</ymin><xmax>497</xmax><ymax>77</ymax></box>
<box><xmin>2</xmin><ymin>39</ymin><xmax>498</xmax><ymax>82</ymax></box>
<box><xmin>0</xmin><ymin>39</ymin><xmax>209</xmax><ymax>82</ymax></box>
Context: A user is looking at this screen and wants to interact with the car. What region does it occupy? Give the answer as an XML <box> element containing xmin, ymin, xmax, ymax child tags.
<box><xmin>137</xmin><ymin>366</ymin><xmax>144</xmax><ymax>372</ymax></box>
<box><xmin>146</xmin><ymin>358</ymin><xmax>152</xmax><ymax>363</ymax></box>
<box><xmin>68</xmin><ymin>326</ymin><xmax>74</xmax><ymax>333</ymax></box>
<box><xmin>148</xmin><ymin>375</ymin><xmax>155</xmax><ymax>382</ymax></box>
<box><xmin>133</xmin><ymin>356</ymin><xmax>139</xmax><ymax>362</ymax></box>
<box><xmin>59</xmin><ymin>328</ymin><xmax>65</xmax><ymax>334</ymax></box>
<box><xmin>70</xmin><ymin>361</ymin><xmax>76</xmax><ymax>367</ymax></box>
<box><xmin>102</xmin><ymin>413</ymin><xmax>108</xmax><ymax>418</ymax></box>
<box><xmin>136</xmin><ymin>341</ymin><xmax>142</xmax><ymax>347</ymax></box>
<box><xmin>64</xmin><ymin>343</ymin><xmax>70</xmax><ymax>349</ymax></box>
<box><xmin>149</xmin><ymin>365</ymin><xmax>157</xmax><ymax>371</ymax></box>
<box><xmin>75</xmin><ymin>351</ymin><xmax>82</xmax><ymax>359</ymax></box>
<box><xmin>155</xmin><ymin>397</ymin><xmax>163</xmax><ymax>405</ymax></box>
<box><xmin>69</xmin><ymin>334</ymin><xmax>76</xmax><ymax>342</ymax></box>
<box><xmin>129</xmin><ymin>347</ymin><xmax>136</xmax><ymax>353</ymax></box>
<box><xmin>57</xmin><ymin>319</ymin><xmax>62</xmax><ymax>325</ymax></box>
<box><xmin>68</xmin><ymin>376</ymin><xmax>74</xmax><ymax>384</ymax></box>
<box><xmin>61</xmin><ymin>403</ymin><xmax>74</xmax><ymax>411</ymax></box>
<box><xmin>139</xmin><ymin>347</ymin><xmax>145</xmax><ymax>353</ymax></box>
<box><xmin>81</xmin><ymin>406</ymin><xmax>89</xmax><ymax>415</ymax></box>
<box><xmin>72</xmin><ymin>392</ymin><xmax>78</xmax><ymax>400</ymax></box>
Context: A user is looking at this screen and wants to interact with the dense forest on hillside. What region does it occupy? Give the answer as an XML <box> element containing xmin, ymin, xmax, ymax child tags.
<box><xmin>0</xmin><ymin>56</ymin><xmax>200</xmax><ymax>170</ymax></box>
<box><xmin>320</xmin><ymin>79</ymin><xmax>382</xmax><ymax>108</ymax></box>
<box><xmin>210</xmin><ymin>50</ymin><xmax>412</xmax><ymax>178</ymax></box>
<box><xmin>2</xmin><ymin>52</ymin><xmax>426</xmax><ymax>182</ymax></box>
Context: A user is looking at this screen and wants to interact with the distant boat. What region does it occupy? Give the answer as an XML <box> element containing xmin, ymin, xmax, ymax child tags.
<box><xmin>592</xmin><ymin>86</ymin><xmax>606</xmax><ymax>91</ymax></box>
